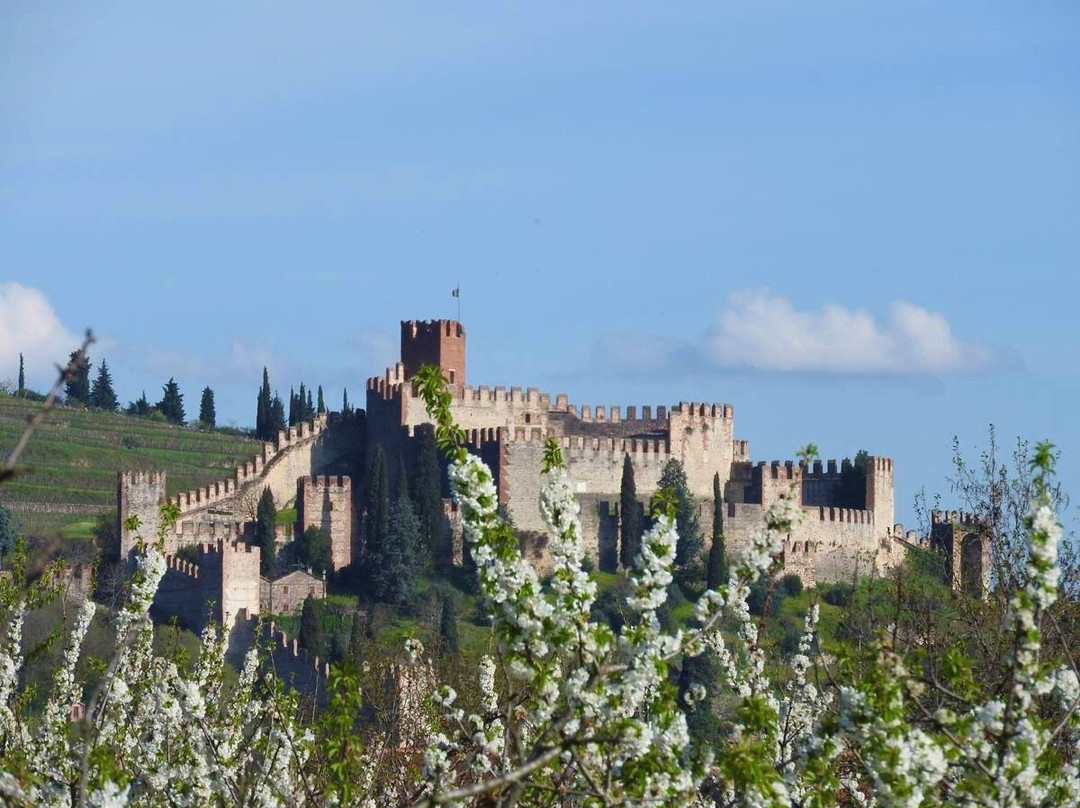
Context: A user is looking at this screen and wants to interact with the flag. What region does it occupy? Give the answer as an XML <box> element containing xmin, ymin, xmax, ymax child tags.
<box><xmin>451</xmin><ymin>287</ymin><xmax>460</xmax><ymax>298</ymax></box>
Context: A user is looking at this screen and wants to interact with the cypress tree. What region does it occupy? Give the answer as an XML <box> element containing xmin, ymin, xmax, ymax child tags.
<box><xmin>256</xmin><ymin>367</ymin><xmax>271</xmax><ymax>440</ymax></box>
<box><xmin>299</xmin><ymin>595</ymin><xmax>325</xmax><ymax>659</ymax></box>
<box><xmin>619</xmin><ymin>454</ymin><xmax>642</xmax><ymax>569</ymax></box>
<box><xmin>439</xmin><ymin>593</ymin><xmax>459</xmax><ymax>655</ymax></box>
<box><xmin>306</xmin><ymin>388</ymin><xmax>315</xmax><ymax>421</ymax></box>
<box><xmin>269</xmin><ymin>393</ymin><xmax>286</xmax><ymax>438</ymax></box>
<box><xmin>17</xmin><ymin>354</ymin><xmax>24</xmax><ymax>395</ymax></box>
<box><xmin>659</xmin><ymin>459</ymin><xmax>702</xmax><ymax>568</ymax></box>
<box><xmin>157</xmin><ymin>378</ymin><xmax>185</xmax><ymax>424</ymax></box>
<box><xmin>346</xmin><ymin>608</ymin><xmax>366</xmax><ymax>669</ymax></box>
<box><xmin>90</xmin><ymin>359</ymin><xmax>118</xmax><ymax>411</ymax></box>
<box><xmin>198</xmin><ymin>387</ymin><xmax>216</xmax><ymax>427</ymax></box>
<box><xmin>678</xmin><ymin>650</ymin><xmax>723</xmax><ymax>749</ymax></box>
<box><xmin>707</xmin><ymin>472</ymin><xmax>729</xmax><ymax>590</ymax></box>
<box><xmin>288</xmin><ymin>386</ymin><xmax>297</xmax><ymax>427</ymax></box>
<box><xmin>255</xmin><ymin>487</ymin><xmax>277</xmax><ymax>576</ymax></box>
<box><xmin>364</xmin><ymin>446</ymin><xmax>390</xmax><ymax>561</ymax></box>
<box><xmin>412</xmin><ymin>424</ymin><xmax>444</xmax><ymax>568</ymax></box>
<box><xmin>0</xmin><ymin>505</ymin><xmax>17</xmax><ymax>560</ymax></box>
<box><xmin>375</xmin><ymin>468</ymin><xmax>420</xmax><ymax>605</ymax></box>
<box><xmin>317</xmin><ymin>386</ymin><xmax>325</xmax><ymax>415</ymax></box>
<box><xmin>342</xmin><ymin>388</ymin><xmax>351</xmax><ymax>416</ymax></box>
<box><xmin>64</xmin><ymin>351</ymin><xmax>91</xmax><ymax>406</ymax></box>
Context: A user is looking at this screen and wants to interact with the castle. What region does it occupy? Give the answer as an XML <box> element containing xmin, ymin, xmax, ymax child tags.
<box><xmin>118</xmin><ymin>317</ymin><xmax>923</xmax><ymax>675</ymax></box>
<box><xmin>367</xmin><ymin>320</ymin><xmax>909</xmax><ymax>585</ymax></box>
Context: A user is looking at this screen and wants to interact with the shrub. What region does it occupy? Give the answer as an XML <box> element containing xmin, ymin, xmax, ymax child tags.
<box><xmin>780</xmin><ymin>573</ymin><xmax>804</xmax><ymax>597</ymax></box>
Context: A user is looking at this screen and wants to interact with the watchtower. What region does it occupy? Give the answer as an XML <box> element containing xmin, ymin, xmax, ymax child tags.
<box><xmin>400</xmin><ymin>320</ymin><xmax>466</xmax><ymax>392</ymax></box>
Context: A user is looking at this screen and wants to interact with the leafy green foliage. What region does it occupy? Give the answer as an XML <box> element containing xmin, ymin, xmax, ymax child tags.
<box><xmin>255</xmin><ymin>488</ymin><xmax>277</xmax><ymax>576</ymax></box>
<box><xmin>707</xmin><ymin>472</ymin><xmax>729</xmax><ymax>590</ymax></box>
<box><xmin>299</xmin><ymin>594</ymin><xmax>326</xmax><ymax>658</ymax></box>
<box><xmin>0</xmin><ymin>505</ymin><xmax>17</xmax><ymax>559</ymax></box>
<box><xmin>374</xmin><ymin>470</ymin><xmax>421</xmax><ymax>606</ymax></box>
<box><xmin>63</xmin><ymin>350</ymin><xmax>91</xmax><ymax>406</ymax></box>
<box><xmin>297</xmin><ymin>526</ymin><xmax>332</xmax><ymax>576</ymax></box>
<box><xmin>412</xmin><ymin>424</ymin><xmax>445</xmax><ymax>568</ymax></box>
<box><xmin>364</xmin><ymin>446</ymin><xmax>389</xmax><ymax>562</ymax></box>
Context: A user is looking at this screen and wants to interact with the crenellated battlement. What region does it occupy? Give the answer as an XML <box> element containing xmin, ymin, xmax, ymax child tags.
<box><xmin>263</xmin><ymin>620</ymin><xmax>330</xmax><ymax>680</ymax></box>
<box><xmin>813</xmin><ymin>506</ymin><xmax>874</xmax><ymax>524</ymax></box>
<box><xmin>164</xmin><ymin>554</ymin><xmax>200</xmax><ymax>579</ymax></box>
<box><xmin>753</xmin><ymin>460</ymin><xmax>802</xmax><ymax>481</ymax></box>
<box><xmin>169</xmin><ymin>415</ymin><xmax>327</xmax><ymax>516</ymax></box>
<box><xmin>301</xmin><ymin>474</ymin><xmax>351</xmax><ymax>491</ymax></box>
<box><xmin>892</xmin><ymin>523</ymin><xmax>922</xmax><ymax>544</ymax></box>
<box><xmin>932</xmin><ymin>509</ymin><xmax>984</xmax><ymax>527</ymax></box>
<box><xmin>118</xmin><ymin>470</ymin><xmax>165</xmax><ymax>486</ymax></box>
<box><xmin>801</xmin><ymin>459</ymin><xmax>853</xmax><ymax>478</ymax></box>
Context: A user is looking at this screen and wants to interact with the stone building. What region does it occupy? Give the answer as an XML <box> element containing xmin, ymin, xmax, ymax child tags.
<box><xmin>930</xmin><ymin>510</ymin><xmax>991</xmax><ymax>596</ymax></box>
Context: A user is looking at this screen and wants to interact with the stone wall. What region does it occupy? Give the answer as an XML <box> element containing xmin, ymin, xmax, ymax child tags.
<box><xmin>260</xmin><ymin>569</ymin><xmax>326</xmax><ymax>615</ymax></box>
<box><xmin>118</xmin><ymin>471</ymin><xmax>166</xmax><ymax>560</ymax></box>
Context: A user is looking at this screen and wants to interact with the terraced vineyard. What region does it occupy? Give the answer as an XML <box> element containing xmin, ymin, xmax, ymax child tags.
<box><xmin>0</xmin><ymin>395</ymin><xmax>261</xmax><ymax>539</ymax></box>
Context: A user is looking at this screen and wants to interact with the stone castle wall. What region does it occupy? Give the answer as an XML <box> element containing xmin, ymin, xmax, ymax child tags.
<box><xmin>297</xmin><ymin>475</ymin><xmax>353</xmax><ymax>571</ymax></box>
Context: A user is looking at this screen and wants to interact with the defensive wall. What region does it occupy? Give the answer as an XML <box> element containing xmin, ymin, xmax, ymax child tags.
<box><xmin>297</xmin><ymin>475</ymin><xmax>354</xmax><ymax>571</ymax></box>
<box><xmin>930</xmin><ymin>510</ymin><xmax>990</xmax><ymax>596</ymax></box>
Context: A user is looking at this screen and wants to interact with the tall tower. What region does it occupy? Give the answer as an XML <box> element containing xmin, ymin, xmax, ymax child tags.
<box><xmin>400</xmin><ymin>320</ymin><xmax>466</xmax><ymax>393</ymax></box>
<box><xmin>865</xmin><ymin>456</ymin><xmax>895</xmax><ymax>538</ymax></box>
<box><xmin>117</xmin><ymin>471</ymin><xmax>166</xmax><ymax>561</ymax></box>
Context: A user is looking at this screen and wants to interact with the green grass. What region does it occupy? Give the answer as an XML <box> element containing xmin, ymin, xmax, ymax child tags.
<box><xmin>0</xmin><ymin>395</ymin><xmax>261</xmax><ymax>540</ymax></box>
<box><xmin>276</xmin><ymin>507</ymin><xmax>298</xmax><ymax>527</ymax></box>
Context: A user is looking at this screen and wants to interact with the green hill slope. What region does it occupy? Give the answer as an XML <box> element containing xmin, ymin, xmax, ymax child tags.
<box><xmin>0</xmin><ymin>395</ymin><xmax>261</xmax><ymax>539</ymax></box>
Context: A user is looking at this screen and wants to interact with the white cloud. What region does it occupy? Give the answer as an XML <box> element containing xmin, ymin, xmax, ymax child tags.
<box><xmin>703</xmin><ymin>290</ymin><xmax>998</xmax><ymax>374</ymax></box>
<box><xmin>0</xmin><ymin>283</ymin><xmax>81</xmax><ymax>387</ymax></box>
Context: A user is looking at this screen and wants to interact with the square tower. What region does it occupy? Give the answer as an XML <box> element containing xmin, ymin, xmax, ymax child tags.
<box><xmin>400</xmin><ymin>320</ymin><xmax>466</xmax><ymax>392</ymax></box>
<box><xmin>298</xmin><ymin>475</ymin><xmax>353</xmax><ymax>571</ymax></box>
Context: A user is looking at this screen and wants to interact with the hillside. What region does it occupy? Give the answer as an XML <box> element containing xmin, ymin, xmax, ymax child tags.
<box><xmin>0</xmin><ymin>395</ymin><xmax>262</xmax><ymax>539</ymax></box>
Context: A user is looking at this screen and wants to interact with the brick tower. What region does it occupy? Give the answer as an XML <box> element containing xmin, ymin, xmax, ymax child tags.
<box><xmin>400</xmin><ymin>320</ymin><xmax>466</xmax><ymax>393</ymax></box>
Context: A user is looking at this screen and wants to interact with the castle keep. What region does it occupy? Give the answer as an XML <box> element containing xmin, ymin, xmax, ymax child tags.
<box><xmin>366</xmin><ymin>319</ymin><xmax>908</xmax><ymax>584</ymax></box>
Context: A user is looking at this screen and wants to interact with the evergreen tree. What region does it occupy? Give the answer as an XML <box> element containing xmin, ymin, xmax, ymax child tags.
<box><xmin>268</xmin><ymin>393</ymin><xmax>286</xmax><ymax>438</ymax></box>
<box><xmin>198</xmin><ymin>387</ymin><xmax>216</xmax><ymax>427</ymax></box>
<box><xmin>17</xmin><ymin>354</ymin><xmax>24</xmax><ymax>395</ymax></box>
<box><xmin>411</xmin><ymin>424</ymin><xmax>444</xmax><ymax>568</ymax></box>
<box><xmin>374</xmin><ymin>469</ymin><xmax>420</xmax><ymax>605</ymax></box>
<box><xmin>306</xmin><ymin>388</ymin><xmax>315</xmax><ymax>421</ymax></box>
<box><xmin>619</xmin><ymin>454</ymin><xmax>642</xmax><ymax>569</ymax></box>
<box><xmin>342</xmin><ymin>388</ymin><xmax>351</xmax><ymax>416</ymax></box>
<box><xmin>439</xmin><ymin>593</ymin><xmax>459</xmax><ymax>655</ymax></box>
<box><xmin>299</xmin><ymin>595</ymin><xmax>325</xmax><ymax>659</ymax></box>
<box><xmin>256</xmin><ymin>367</ymin><xmax>271</xmax><ymax>440</ymax></box>
<box><xmin>678</xmin><ymin>651</ymin><xmax>723</xmax><ymax>749</ymax></box>
<box><xmin>127</xmin><ymin>391</ymin><xmax>152</xmax><ymax>417</ymax></box>
<box><xmin>707</xmin><ymin>472</ymin><xmax>729</xmax><ymax>590</ymax></box>
<box><xmin>298</xmin><ymin>526</ymin><xmax>332</xmax><ymax>576</ymax></box>
<box><xmin>288</xmin><ymin>386</ymin><xmax>297</xmax><ymax>427</ymax></box>
<box><xmin>659</xmin><ymin>459</ymin><xmax>702</xmax><ymax>568</ymax></box>
<box><xmin>364</xmin><ymin>446</ymin><xmax>389</xmax><ymax>561</ymax></box>
<box><xmin>64</xmin><ymin>351</ymin><xmax>91</xmax><ymax>406</ymax></box>
<box><xmin>346</xmin><ymin>608</ymin><xmax>366</xmax><ymax>669</ymax></box>
<box><xmin>157</xmin><ymin>378</ymin><xmax>185</xmax><ymax>425</ymax></box>
<box><xmin>89</xmin><ymin>359</ymin><xmax>118</xmax><ymax>411</ymax></box>
<box><xmin>0</xmin><ymin>506</ymin><xmax>17</xmax><ymax>561</ymax></box>
<box><xmin>317</xmin><ymin>386</ymin><xmax>325</xmax><ymax>416</ymax></box>
<box><xmin>255</xmin><ymin>488</ymin><xmax>277</xmax><ymax>576</ymax></box>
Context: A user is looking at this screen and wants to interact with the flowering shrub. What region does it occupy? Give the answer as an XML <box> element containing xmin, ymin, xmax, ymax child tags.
<box><xmin>0</xmin><ymin>369</ymin><xmax>1076</xmax><ymax>807</ymax></box>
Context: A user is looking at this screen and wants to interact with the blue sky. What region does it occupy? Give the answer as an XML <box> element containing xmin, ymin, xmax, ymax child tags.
<box><xmin>1</xmin><ymin>2</ymin><xmax>1078</xmax><ymax>528</ymax></box>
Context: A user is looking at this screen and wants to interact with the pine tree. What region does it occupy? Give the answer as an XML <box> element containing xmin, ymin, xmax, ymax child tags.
<box><xmin>619</xmin><ymin>454</ymin><xmax>642</xmax><ymax>569</ymax></box>
<box><xmin>157</xmin><ymin>378</ymin><xmax>185</xmax><ymax>425</ymax></box>
<box><xmin>317</xmin><ymin>386</ymin><xmax>325</xmax><ymax>416</ymax></box>
<box><xmin>412</xmin><ymin>424</ymin><xmax>444</xmax><ymax>568</ymax></box>
<box><xmin>17</xmin><ymin>354</ymin><xmax>24</xmax><ymax>395</ymax></box>
<box><xmin>364</xmin><ymin>447</ymin><xmax>389</xmax><ymax>561</ymax></box>
<box><xmin>64</xmin><ymin>351</ymin><xmax>91</xmax><ymax>406</ymax></box>
<box><xmin>659</xmin><ymin>459</ymin><xmax>702</xmax><ymax>568</ymax></box>
<box><xmin>299</xmin><ymin>595</ymin><xmax>325</xmax><ymax>659</ymax></box>
<box><xmin>707</xmin><ymin>472</ymin><xmax>729</xmax><ymax>590</ymax></box>
<box><xmin>256</xmin><ymin>367</ymin><xmax>271</xmax><ymax>440</ymax></box>
<box><xmin>375</xmin><ymin>469</ymin><xmax>420</xmax><ymax>605</ymax></box>
<box><xmin>255</xmin><ymin>488</ymin><xmax>277</xmax><ymax>576</ymax></box>
<box><xmin>439</xmin><ymin>593</ymin><xmax>459</xmax><ymax>655</ymax></box>
<box><xmin>127</xmin><ymin>391</ymin><xmax>152</xmax><ymax>417</ymax></box>
<box><xmin>199</xmin><ymin>387</ymin><xmax>216</xmax><ymax>427</ymax></box>
<box><xmin>89</xmin><ymin>359</ymin><xmax>118</xmax><ymax>411</ymax></box>
<box><xmin>269</xmin><ymin>393</ymin><xmax>286</xmax><ymax>438</ymax></box>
